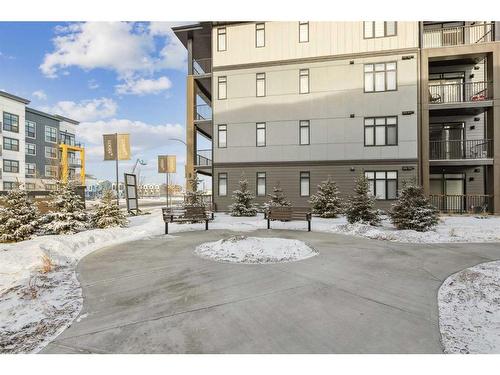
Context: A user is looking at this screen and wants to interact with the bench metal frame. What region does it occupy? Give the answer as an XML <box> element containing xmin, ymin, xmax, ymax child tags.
<box><xmin>264</xmin><ymin>206</ymin><xmax>312</xmax><ymax>231</ymax></box>
<box><xmin>162</xmin><ymin>207</ymin><xmax>214</xmax><ymax>234</ymax></box>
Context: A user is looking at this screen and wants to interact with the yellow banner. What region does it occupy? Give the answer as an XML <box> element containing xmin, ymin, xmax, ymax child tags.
<box><xmin>158</xmin><ymin>155</ymin><xmax>176</xmax><ymax>173</ymax></box>
<box><xmin>117</xmin><ymin>134</ymin><xmax>131</xmax><ymax>160</ymax></box>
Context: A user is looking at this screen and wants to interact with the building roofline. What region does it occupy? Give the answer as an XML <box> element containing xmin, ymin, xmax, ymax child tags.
<box><xmin>26</xmin><ymin>107</ymin><xmax>61</xmax><ymax>122</ymax></box>
<box><xmin>0</xmin><ymin>90</ymin><xmax>30</xmax><ymax>105</ymax></box>
<box><xmin>54</xmin><ymin>114</ymin><xmax>80</xmax><ymax>125</ymax></box>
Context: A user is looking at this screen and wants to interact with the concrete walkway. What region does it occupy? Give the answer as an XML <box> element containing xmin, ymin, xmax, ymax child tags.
<box><xmin>42</xmin><ymin>230</ymin><xmax>500</xmax><ymax>354</ymax></box>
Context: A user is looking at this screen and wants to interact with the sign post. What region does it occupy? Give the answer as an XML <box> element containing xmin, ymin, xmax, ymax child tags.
<box><xmin>158</xmin><ymin>155</ymin><xmax>176</xmax><ymax>207</ymax></box>
<box><xmin>103</xmin><ymin>133</ymin><xmax>131</xmax><ymax>205</ymax></box>
<box><xmin>124</xmin><ymin>173</ymin><xmax>139</xmax><ymax>215</ymax></box>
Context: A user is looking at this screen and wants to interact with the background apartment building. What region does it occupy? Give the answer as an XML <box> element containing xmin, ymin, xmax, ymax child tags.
<box><xmin>175</xmin><ymin>21</ymin><xmax>500</xmax><ymax>213</ymax></box>
<box><xmin>1</xmin><ymin>90</ymin><xmax>84</xmax><ymax>191</ymax></box>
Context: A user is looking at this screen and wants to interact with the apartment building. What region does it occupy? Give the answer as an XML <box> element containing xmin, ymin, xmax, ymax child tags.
<box><xmin>0</xmin><ymin>90</ymin><xmax>84</xmax><ymax>191</ymax></box>
<box><xmin>173</xmin><ymin>21</ymin><xmax>500</xmax><ymax>213</ymax></box>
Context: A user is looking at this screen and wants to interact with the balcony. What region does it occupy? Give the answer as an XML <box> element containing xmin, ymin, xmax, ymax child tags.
<box><xmin>429</xmin><ymin>194</ymin><xmax>492</xmax><ymax>214</ymax></box>
<box><xmin>195</xmin><ymin>104</ymin><xmax>212</xmax><ymax>122</ymax></box>
<box><xmin>429</xmin><ymin>139</ymin><xmax>492</xmax><ymax>160</ymax></box>
<box><xmin>196</xmin><ymin>149</ymin><xmax>212</xmax><ymax>167</ymax></box>
<box><xmin>423</xmin><ymin>23</ymin><xmax>494</xmax><ymax>48</ymax></box>
<box><xmin>429</xmin><ymin>81</ymin><xmax>492</xmax><ymax>104</ymax></box>
<box><xmin>193</xmin><ymin>58</ymin><xmax>212</xmax><ymax>76</ymax></box>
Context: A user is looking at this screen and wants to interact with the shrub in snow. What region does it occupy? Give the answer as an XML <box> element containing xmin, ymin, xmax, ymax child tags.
<box><xmin>91</xmin><ymin>189</ymin><xmax>128</xmax><ymax>228</ymax></box>
<box><xmin>267</xmin><ymin>183</ymin><xmax>291</xmax><ymax>208</ymax></box>
<box><xmin>229</xmin><ymin>175</ymin><xmax>258</xmax><ymax>216</ymax></box>
<box><xmin>345</xmin><ymin>175</ymin><xmax>380</xmax><ymax>225</ymax></box>
<box><xmin>0</xmin><ymin>187</ymin><xmax>40</xmax><ymax>243</ymax></box>
<box><xmin>389</xmin><ymin>184</ymin><xmax>438</xmax><ymax>232</ymax></box>
<box><xmin>184</xmin><ymin>177</ymin><xmax>205</xmax><ymax>207</ymax></box>
<box><xmin>309</xmin><ymin>176</ymin><xmax>343</xmax><ymax>218</ymax></box>
<box><xmin>39</xmin><ymin>182</ymin><xmax>89</xmax><ymax>235</ymax></box>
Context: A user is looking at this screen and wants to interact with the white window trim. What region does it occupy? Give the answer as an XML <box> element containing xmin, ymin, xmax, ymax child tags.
<box><xmin>45</xmin><ymin>126</ymin><xmax>58</xmax><ymax>143</ymax></box>
<box><xmin>45</xmin><ymin>146</ymin><xmax>58</xmax><ymax>159</ymax></box>
<box><xmin>26</xmin><ymin>120</ymin><xmax>37</xmax><ymax>139</ymax></box>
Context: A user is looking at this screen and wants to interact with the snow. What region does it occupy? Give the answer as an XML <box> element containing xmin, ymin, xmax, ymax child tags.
<box><xmin>438</xmin><ymin>260</ymin><xmax>500</xmax><ymax>353</ymax></box>
<box><xmin>1</xmin><ymin>209</ymin><xmax>500</xmax><ymax>353</ymax></box>
<box><xmin>195</xmin><ymin>236</ymin><xmax>318</xmax><ymax>264</ymax></box>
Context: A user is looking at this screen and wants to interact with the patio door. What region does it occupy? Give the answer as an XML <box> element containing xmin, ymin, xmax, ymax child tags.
<box><xmin>429</xmin><ymin>72</ymin><xmax>465</xmax><ymax>103</ymax></box>
<box><xmin>430</xmin><ymin>122</ymin><xmax>465</xmax><ymax>159</ymax></box>
<box><xmin>430</xmin><ymin>173</ymin><xmax>465</xmax><ymax>212</ymax></box>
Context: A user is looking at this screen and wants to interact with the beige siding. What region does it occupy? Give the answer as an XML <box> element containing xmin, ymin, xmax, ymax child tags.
<box><xmin>213</xmin><ymin>22</ymin><xmax>419</xmax><ymax>67</ymax></box>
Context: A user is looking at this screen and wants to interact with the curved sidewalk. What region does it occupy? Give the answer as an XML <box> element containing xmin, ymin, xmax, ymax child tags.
<box><xmin>42</xmin><ymin>230</ymin><xmax>500</xmax><ymax>354</ymax></box>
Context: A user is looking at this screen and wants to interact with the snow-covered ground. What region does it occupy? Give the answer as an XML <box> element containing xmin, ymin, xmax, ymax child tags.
<box><xmin>438</xmin><ymin>260</ymin><xmax>500</xmax><ymax>353</ymax></box>
<box><xmin>195</xmin><ymin>236</ymin><xmax>318</xmax><ymax>264</ymax></box>
<box><xmin>1</xmin><ymin>209</ymin><xmax>500</xmax><ymax>353</ymax></box>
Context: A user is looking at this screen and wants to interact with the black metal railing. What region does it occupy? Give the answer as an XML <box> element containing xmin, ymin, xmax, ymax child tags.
<box><xmin>193</xmin><ymin>58</ymin><xmax>212</xmax><ymax>75</ymax></box>
<box><xmin>429</xmin><ymin>139</ymin><xmax>492</xmax><ymax>160</ymax></box>
<box><xmin>196</xmin><ymin>149</ymin><xmax>212</xmax><ymax>166</ymax></box>
<box><xmin>423</xmin><ymin>23</ymin><xmax>494</xmax><ymax>48</ymax></box>
<box><xmin>195</xmin><ymin>104</ymin><xmax>212</xmax><ymax>121</ymax></box>
<box><xmin>429</xmin><ymin>194</ymin><xmax>492</xmax><ymax>214</ymax></box>
<box><xmin>429</xmin><ymin>81</ymin><xmax>492</xmax><ymax>104</ymax></box>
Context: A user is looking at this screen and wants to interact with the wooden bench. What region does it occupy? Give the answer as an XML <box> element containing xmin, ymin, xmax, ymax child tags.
<box><xmin>162</xmin><ymin>206</ymin><xmax>214</xmax><ymax>234</ymax></box>
<box><xmin>264</xmin><ymin>206</ymin><xmax>312</xmax><ymax>231</ymax></box>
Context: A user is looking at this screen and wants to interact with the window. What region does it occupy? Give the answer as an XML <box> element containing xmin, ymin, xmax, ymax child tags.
<box><xmin>364</xmin><ymin>116</ymin><xmax>397</xmax><ymax>146</ymax></box>
<box><xmin>256</xmin><ymin>172</ymin><xmax>266</xmax><ymax>196</ymax></box>
<box><xmin>364</xmin><ymin>21</ymin><xmax>397</xmax><ymax>38</ymax></box>
<box><xmin>364</xmin><ymin>62</ymin><xmax>397</xmax><ymax>92</ymax></box>
<box><xmin>299</xmin><ymin>120</ymin><xmax>310</xmax><ymax>145</ymax></box>
<box><xmin>217</xmin><ymin>27</ymin><xmax>227</xmax><ymax>51</ymax></box>
<box><xmin>45</xmin><ymin>165</ymin><xmax>58</xmax><ymax>178</ymax></box>
<box><xmin>256</xmin><ymin>122</ymin><xmax>266</xmax><ymax>147</ymax></box>
<box><xmin>3</xmin><ymin>159</ymin><xmax>19</xmax><ymax>173</ymax></box>
<box><xmin>300</xmin><ymin>172</ymin><xmax>310</xmax><ymax>197</ymax></box>
<box><xmin>365</xmin><ymin>171</ymin><xmax>398</xmax><ymax>200</ymax></box>
<box><xmin>218</xmin><ymin>124</ymin><xmax>227</xmax><ymax>148</ymax></box>
<box><xmin>45</xmin><ymin>146</ymin><xmax>57</xmax><ymax>159</ymax></box>
<box><xmin>25</xmin><ymin>183</ymin><xmax>36</xmax><ymax>191</ymax></box>
<box><xmin>46</xmin><ymin>184</ymin><xmax>56</xmax><ymax>191</ymax></box>
<box><xmin>218</xmin><ymin>76</ymin><xmax>227</xmax><ymax>100</ymax></box>
<box><xmin>3</xmin><ymin>137</ymin><xmax>19</xmax><ymax>151</ymax></box>
<box><xmin>45</xmin><ymin>126</ymin><xmax>58</xmax><ymax>143</ymax></box>
<box><xmin>299</xmin><ymin>21</ymin><xmax>309</xmax><ymax>42</ymax></box>
<box><xmin>256</xmin><ymin>73</ymin><xmax>266</xmax><ymax>97</ymax></box>
<box><xmin>25</xmin><ymin>120</ymin><xmax>36</xmax><ymax>138</ymax></box>
<box><xmin>26</xmin><ymin>143</ymin><xmax>36</xmax><ymax>156</ymax></box>
<box><xmin>3</xmin><ymin>182</ymin><xmax>16</xmax><ymax>190</ymax></box>
<box><xmin>218</xmin><ymin>173</ymin><xmax>227</xmax><ymax>196</ymax></box>
<box><xmin>256</xmin><ymin>23</ymin><xmax>265</xmax><ymax>47</ymax></box>
<box><xmin>299</xmin><ymin>69</ymin><xmax>310</xmax><ymax>94</ymax></box>
<box><xmin>60</xmin><ymin>132</ymin><xmax>75</xmax><ymax>145</ymax></box>
<box><xmin>3</xmin><ymin>112</ymin><xmax>19</xmax><ymax>132</ymax></box>
<box><xmin>26</xmin><ymin>163</ymin><xmax>36</xmax><ymax>177</ymax></box>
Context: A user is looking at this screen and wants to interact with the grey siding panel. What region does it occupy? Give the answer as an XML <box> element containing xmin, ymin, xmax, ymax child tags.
<box><xmin>214</xmin><ymin>162</ymin><xmax>418</xmax><ymax>211</ymax></box>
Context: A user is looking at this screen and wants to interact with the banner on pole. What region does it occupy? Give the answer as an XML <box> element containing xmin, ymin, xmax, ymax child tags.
<box><xmin>103</xmin><ymin>133</ymin><xmax>131</xmax><ymax>161</ymax></box>
<box><xmin>158</xmin><ymin>155</ymin><xmax>176</xmax><ymax>173</ymax></box>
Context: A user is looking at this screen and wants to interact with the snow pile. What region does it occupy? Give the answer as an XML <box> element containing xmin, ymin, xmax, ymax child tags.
<box><xmin>438</xmin><ymin>260</ymin><xmax>500</xmax><ymax>353</ymax></box>
<box><xmin>195</xmin><ymin>236</ymin><xmax>318</xmax><ymax>264</ymax></box>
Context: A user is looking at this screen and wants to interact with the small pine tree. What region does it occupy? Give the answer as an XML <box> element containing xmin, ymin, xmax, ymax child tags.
<box><xmin>390</xmin><ymin>184</ymin><xmax>439</xmax><ymax>232</ymax></box>
<box><xmin>40</xmin><ymin>182</ymin><xmax>89</xmax><ymax>235</ymax></box>
<box><xmin>309</xmin><ymin>176</ymin><xmax>343</xmax><ymax>218</ymax></box>
<box><xmin>92</xmin><ymin>189</ymin><xmax>128</xmax><ymax>228</ymax></box>
<box><xmin>184</xmin><ymin>177</ymin><xmax>205</xmax><ymax>207</ymax></box>
<box><xmin>345</xmin><ymin>175</ymin><xmax>380</xmax><ymax>225</ymax></box>
<box><xmin>229</xmin><ymin>174</ymin><xmax>258</xmax><ymax>216</ymax></box>
<box><xmin>0</xmin><ymin>187</ymin><xmax>39</xmax><ymax>243</ymax></box>
<box><xmin>267</xmin><ymin>183</ymin><xmax>291</xmax><ymax>207</ymax></box>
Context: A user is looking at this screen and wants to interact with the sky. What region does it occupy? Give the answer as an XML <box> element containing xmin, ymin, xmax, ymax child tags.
<box><xmin>0</xmin><ymin>21</ymin><xmax>208</xmax><ymax>187</ymax></box>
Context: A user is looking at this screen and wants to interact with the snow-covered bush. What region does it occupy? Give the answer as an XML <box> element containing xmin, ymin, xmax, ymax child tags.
<box><xmin>0</xmin><ymin>187</ymin><xmax>40</xmax><ymax>243</ymax></box>
<box><xmin>39</xmin><ymin>182</ymin><xmax>89</xmax><ymax>235</ymax></box>
<box><xmin>91</xmin><ymin>189</ymin><xmax>128</xmax><ymax>228</ymax></box>
<box><xmin>267</xmin><ymin>183</ymin><xmax>291</xmax><ymax>208</ymax></box>
<box><xmin>229</xmin><ymin>175</ymin><xmax>257</xmax><ymax>216</ymax></box>
<box><xmin>309</xmin><ymin>176</ymin><xmax>343</xmax><ymax>218</ymax></box>
<box><xmin>345</xmin><ymin>175</ymin><xmax>380</xmax><ymax>225</ymax></box>
<box><xmin>389</xmin><ymin>184</ymin><xmax>438</xmax><ymax>232</ymax></box>
<box><xmin>184</xmin><ymin>177</ymin><xmax>205</xmax><ymax>207</ymax></box>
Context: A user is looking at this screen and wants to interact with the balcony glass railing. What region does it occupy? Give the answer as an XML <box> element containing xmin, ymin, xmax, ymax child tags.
<box><xmin>429</xmin><ymin>139</ymin><xmax>492</xmax><ymax>160</ymax></box>
<box><xmin>428</xmin><ymin>81</ymin><xmax>492</xmax><ymax>104</ymax></box>
<box><xmin>423</xmin><ymin>23</ymin><xmax>494</xmax><ymax>48</ymax></box>
<box><xmin>193</xmin><ymin>58</ymin><xmax>212</xmax><ymax>75</ymax></box>
<box><xmin>195</xmin><ymin>104</ymin><xmax>212</xmax><ymax>121</ymax></box>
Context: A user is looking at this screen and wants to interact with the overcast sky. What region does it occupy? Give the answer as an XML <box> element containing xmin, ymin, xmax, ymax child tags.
<box><xmin>0</xmin><ymin>21</ymin><xmax>205</xmax><ymax>187</ymax></box>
